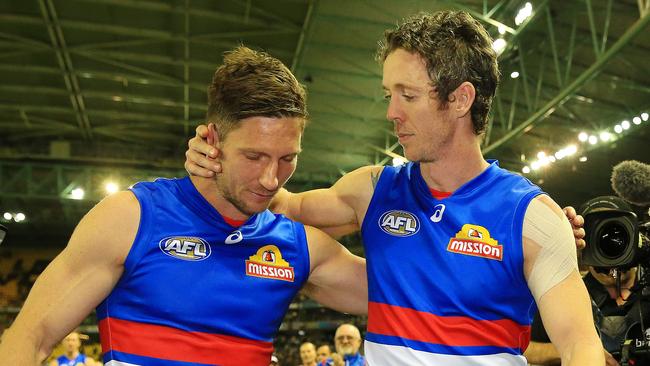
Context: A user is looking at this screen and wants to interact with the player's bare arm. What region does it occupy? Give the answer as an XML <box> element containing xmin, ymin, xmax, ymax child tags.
<box><xmin>276</xmin><ymin>165</ymin><xmax>382</xmax><ymax>237</ymax></box>
<box><xmin>0</xmin><ymin>192</ymin><xmax>139</xmax><ymax>365</ymax></box>
<box><xmin>302</xmin><ymin>226</ymin><xmax>368</xmax><ymax>315</ymax></box>
<box><xmin>523</xmin><ymin>195</ymin><xmax>604</xmax><ymax>365</ymax></box>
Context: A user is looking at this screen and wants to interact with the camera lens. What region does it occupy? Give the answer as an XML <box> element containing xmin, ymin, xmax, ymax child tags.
<box><xmin>597</xmin><ymin>222</ymin><xmax>630</xmax><ymax>258</ymax></box>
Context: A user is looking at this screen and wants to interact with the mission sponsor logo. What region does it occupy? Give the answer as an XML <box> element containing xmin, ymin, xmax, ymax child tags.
<box><xmin>159</xmin><ymin>236</ymin><xmax>211</xmax><ymax>261</ymax></box>
<box><xmin>378</xmin><ymin>210</ymin><xmax>420</xmax><ymax>237</ymax></box>
<box><xmin>246</xmin><ymin>245</ymin><xmax>294</xmax><ymax>282</ymax></box>
<box><xmin>446</xmin><ymin>224</ymin><xmax>503</xmax><ymax>261</ymax></box>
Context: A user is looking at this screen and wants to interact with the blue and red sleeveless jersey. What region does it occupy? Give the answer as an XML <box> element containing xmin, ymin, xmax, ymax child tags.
<box><xmin>96</xmin><ymin>177</ymin><xmax>309</xmax><ymax>366</ymax></box>
<box><xmin>361</xmin><ymin>160</ymin><xmax>543</xmax><ymax>365</ymax></box>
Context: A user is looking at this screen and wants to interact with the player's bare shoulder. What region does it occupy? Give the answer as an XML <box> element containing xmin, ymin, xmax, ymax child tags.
<box><xmin>334</xmin><ymin>165</ymin><xmax>384</xmax><ymax>205</ymax></box>
<box><xmin>71</xmin><ymin>190</ymin><xmax>141</xmax><ymax>264</ymax></box>
<box><xmin>530</xmin><ymin>194</ymin><xmax>566</xmax><ymax>219</ymax></box>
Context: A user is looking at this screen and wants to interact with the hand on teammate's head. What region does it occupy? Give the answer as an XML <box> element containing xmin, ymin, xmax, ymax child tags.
<box><xmin>185</xmin><ymin>123</ymin><xmax>222</xmax><ymax>177</ymax></box>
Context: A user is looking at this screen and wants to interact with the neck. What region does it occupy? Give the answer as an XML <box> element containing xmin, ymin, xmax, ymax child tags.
<box><xmin>65</xmin><ymin>351</ymin><xmax>79</xmax><ymax>359</ymax></box>
<box><xmin>190</xmin><ymin>176</ymin><xmax>250</xmax><ymax>221</ymax></box>
<box><xmin>419</xmin><ymin>135</ymin><xmax>489</xmax><ymax>192</ymax></box>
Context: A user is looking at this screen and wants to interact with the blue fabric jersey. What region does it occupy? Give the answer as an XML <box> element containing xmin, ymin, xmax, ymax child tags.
<box><xmin>55</xmin><ymin>354</ymin><xmax>86</xmax><ymax>366</ymax></box>
<box><xmin>96</xmin><ymin>177</ymin><xmax>310</xmax><ymax>366</ymax></box>
<box><xmin>321</xmin><ymin>352</ymin><xmax>365</xmax><ymax>366</ymax></box>
<box><xmin>361</xmin><ymin>161</ymin><xmax>543</xmax><ymax>365</ymax></box>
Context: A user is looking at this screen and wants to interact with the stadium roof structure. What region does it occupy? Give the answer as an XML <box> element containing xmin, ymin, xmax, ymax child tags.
<box><xmin>0</xmin><ymin>0</ymin><xmax>648</xmax><ymax>246</ymax></box>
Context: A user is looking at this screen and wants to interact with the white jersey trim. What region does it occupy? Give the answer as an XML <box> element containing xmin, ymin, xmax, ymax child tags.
<box><xmin>364</xmin><ymin>340</ymin><xmax>527</xmax><ymax>366</ymax></box>
<box><xmin>105</xmin><ymin>361</ymin><xmax>141</xmax><ymax>366</ymax></box>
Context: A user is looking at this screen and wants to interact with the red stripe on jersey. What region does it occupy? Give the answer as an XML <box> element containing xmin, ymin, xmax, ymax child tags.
<box><xmin>429</xmin><ymin>188</ymin><xmax>452</xmax><ymax>200</ymax></box>
<box><xmin>368</xmin><ymin>302</ymin><xmax>530</xmax><ymax>349</ymax></box>
<box><xmin>223</xmin><ymin>215</ymin><xmax>246</xmax><ymax>227</ymax></box>
<box><xmin>99</xmin><ymin>317</ymin><xmax>273</xmax><ymax>365</ymax></box>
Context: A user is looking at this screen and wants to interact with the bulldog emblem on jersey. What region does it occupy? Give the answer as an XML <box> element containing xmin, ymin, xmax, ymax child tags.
<box><xmin>378</xmin><ymin>210</ymin><xmax>420</xmax><ymax>237</ymax></box>
<box><xmin>246</xmin><ymin>245</ymin><xmax>295</xmax><ymax>282</ymax></box>
<box><xmin>447</xmin><ymin>224</ymin><xmax>503</xmax><ymax>261</ymax></box>
<box><xmin>159</xmin><ymin>236</ymin><xmax>211</xmax><ymax>261</ymax></box>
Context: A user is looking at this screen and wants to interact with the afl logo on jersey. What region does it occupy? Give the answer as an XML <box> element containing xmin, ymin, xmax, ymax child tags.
<box><xmin>159</xmin><ymin>236</ymin><xmax>211</xmax><ymax>261</ymax></box>
<box><xmin>379</xmin><ymin>210</ymin><xmax>420</xmax><ymax>237</ymax></box>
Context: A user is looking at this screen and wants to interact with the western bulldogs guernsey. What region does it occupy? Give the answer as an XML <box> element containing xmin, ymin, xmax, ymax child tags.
<box><xmin>361</xmin><ymin>160</ymin><xmax>543</xmax><ymax>365</ymax></box>
<box><xmin>96</xmin><ymin>177</ymin><xmax>309</xmax><ymax>366</ymax></box>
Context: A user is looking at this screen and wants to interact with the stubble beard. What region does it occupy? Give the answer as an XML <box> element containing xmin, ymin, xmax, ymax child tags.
<box><xmin>214</xmin><ymin>175</ymin><xmax>266</xmax><ymax>217</ymax></box>
<box><xmin>419</xmin><ymin>122</ymin><xmax>456</xmax><ymax>163</ymax></box>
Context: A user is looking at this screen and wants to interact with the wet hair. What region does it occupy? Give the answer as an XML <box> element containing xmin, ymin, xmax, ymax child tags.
<box><xmin>378</xmin><ymin>11</ymin><xmax>500</xmax><ymax>134</ymax></box>
<box><xmin>207</xmin><ymin>46</ymin><xmax>308</xmax><ymax>139</ymax></box>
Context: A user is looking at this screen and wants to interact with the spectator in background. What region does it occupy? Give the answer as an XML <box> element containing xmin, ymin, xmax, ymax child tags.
<box><xmin>299</xmin><ymin>342</ymin><xmax>318</xmax><ymax>366</ymax></box>
<box><xmin>316</xmin><ymin>344</ymin><xmax>332</xmax><ymax>363</ymax></box>
<box><xmin>49</xmin><ymin>331</ymin><xmax>96</xmax><ymax>366</ymax></box>
<box><xmin>321</xmin><ymin>324</ymin><xmax>364</xmax><ymax>366</ymax></box>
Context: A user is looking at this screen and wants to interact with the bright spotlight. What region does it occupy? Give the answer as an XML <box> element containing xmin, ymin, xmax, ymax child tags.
<box><xmin>71</xmin><ymin>187</ymin><xmax>85</xmax><ymax>200</ymax></box>
<box><xmin>539</xmin><ymin>156</ymin><xmax>550</xmax><ymax>166</ymax></box>
<box><xmin>599</xmin><ymin>132</ymin><xmax>612</xmax><ymax>142</ymax></box>
<box><xmin>565</xmin><ymin>144</ymin><xmax>578</xmax><ymax>156</ymax></box>
<box><xmin>515</xmin><ymin>3</ymin><xmax>533</xmax><ymax>25</ymax></box>
<box><xmin>522</xmin><ymin>166</ymin><xmax>531</xmax><ymax>174</ymax></box>
<box><xmin>554</xmin><ymin>150</ymin><xmax>565</xmax><ymax>160</ymax></box>
<box><xmin>621</xmin><ymin>120</ymin><xmax>631</xmax><ymax>129</ymax></box>
<box><xmin>531</xmin><ymin>161</ymin><xmax>541</xmax><ymax>170</ymax></box>
<box><xmin>614</xmin><ymin>125</ymin><xmax>623</xmax><ymax>133</ymax></box>
<box><xmin>492</xmin><ymin>38</ymin><xmax>507</xmax><ymax>54</ymax></box>
<box><xmin>510</xmin><ymin>71</ymin><xmax>520</xmax><ymax>79</ymax></box>
<box><xmin>537</xmin><ymin>151</ymin><xmax>546</xmax><ymax>159</ymax></box>
<box><xmin>587</xmin><ymin>135</ymin><xmax>597</xmax><ymax>145</ymax></box>
<box><xmin>105</xmin><ymin>182</ymin><xmax>119</xmax><ymax>194</ymax></box>
<box><xmin>392</xmin><ymin>157</ymin><xmax>406</xmax><ymax>166</ymax></box>
<box><xmin>633</xmin><ymin>117</ymin><xmax>641</xmax><ymax>125</ymax></box>
<box><xmin>498</xmin><ymin>25</ymin><xmax>506</xmax><ymax>35</ymax></box>
<box><xmin>578</xmin><ymin>132</ymin><xmax>588</xmax><ymax>142</ymax></box>
<box><xmin>642</xmin><ymin>112</ymin><xmax>649</xmax><ymax>121</ymax></box>
<box><xmin>579</xmin><ymin>156</ymin><xmax>588</xmax><ymax>162</ymax></box>
<box><xmin>14</xmin><ymin>213</ymin><xmax>25</xmax><ymax>222</ymax></box>
<box><xmin>3</xmin><ymin>212</ymin><xmax>12</xmax><ymax>220</ymax></box>
<box><xmin>548</xmin><ymin>156</ymin><xmax>556</xmax><ymax>163</ymax></box>
<box><xmin>515</xmin><ymin>2</ymin><xmax>533</xmax><ymax>25</ymax></box>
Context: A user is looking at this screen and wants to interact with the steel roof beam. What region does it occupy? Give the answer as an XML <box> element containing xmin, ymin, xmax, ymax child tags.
<box><xmin>73</xmin><ymin>0</ymin><xmax>299</xmax><ymax>31</ymax></box>
<box><xmin>0</xmin><ymin>103</ymin><xmax>197</xmax><ymax>126</ymax></box>
<box><xmin>73</xmin><ymin>51</ymin><xmax>183</xmax><ymax>85</ymax></box>
<box><xmin>291</xmin><ymin>0</ymin><xmax>317</xmax><ymax>72</ymax></box>
<box><xmin>39</xmin><ymin>0</ymin><xmax>93</xmax><ymax>140</ymax></box>
<box><xmin>497</xmin><ymin>0</ymin><xmax>550</xmax><ymax>60</ymax></box>
<box><xmin>0</xmin><ymin>84</ymin><xmax>207</xmax><ymax>110</ymax></box>
<box><xmin>441</xmin><ymin>0</ymin><xmax>516</xmax><ymax>34</ymax></box>
<box><xmin>640</xmin><ymin>0</ymin><xmax>650</xmax><ymax>17</ymax></box>
<box><xmin>301</xmin><ymin>65</ymin><xmax>379</xmax><ymax>80</ymax></box>
<box><xmin>72</xmin><ymin>48</ymin><xmax>293</xmax><ymax>69</ymax></box>
<box><xmin>0</xmin><ymin>14</ymin><xmax>295</xmax><ymax>58</ymax></box>
<box><xmin>483</xmin><ymin>12</ymin><xmax>650</xmax><ymax>154</ymax></box>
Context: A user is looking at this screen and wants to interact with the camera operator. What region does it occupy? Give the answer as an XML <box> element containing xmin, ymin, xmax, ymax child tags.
<box><xmin>525</xmin><ymin>266</ymin><xmax>626</xmax><ymax>365</ymax></box>
<box><xmin>526</xmin><ymin>193</ymin><xmax>650</xmax><ymax>366</ymax></box>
